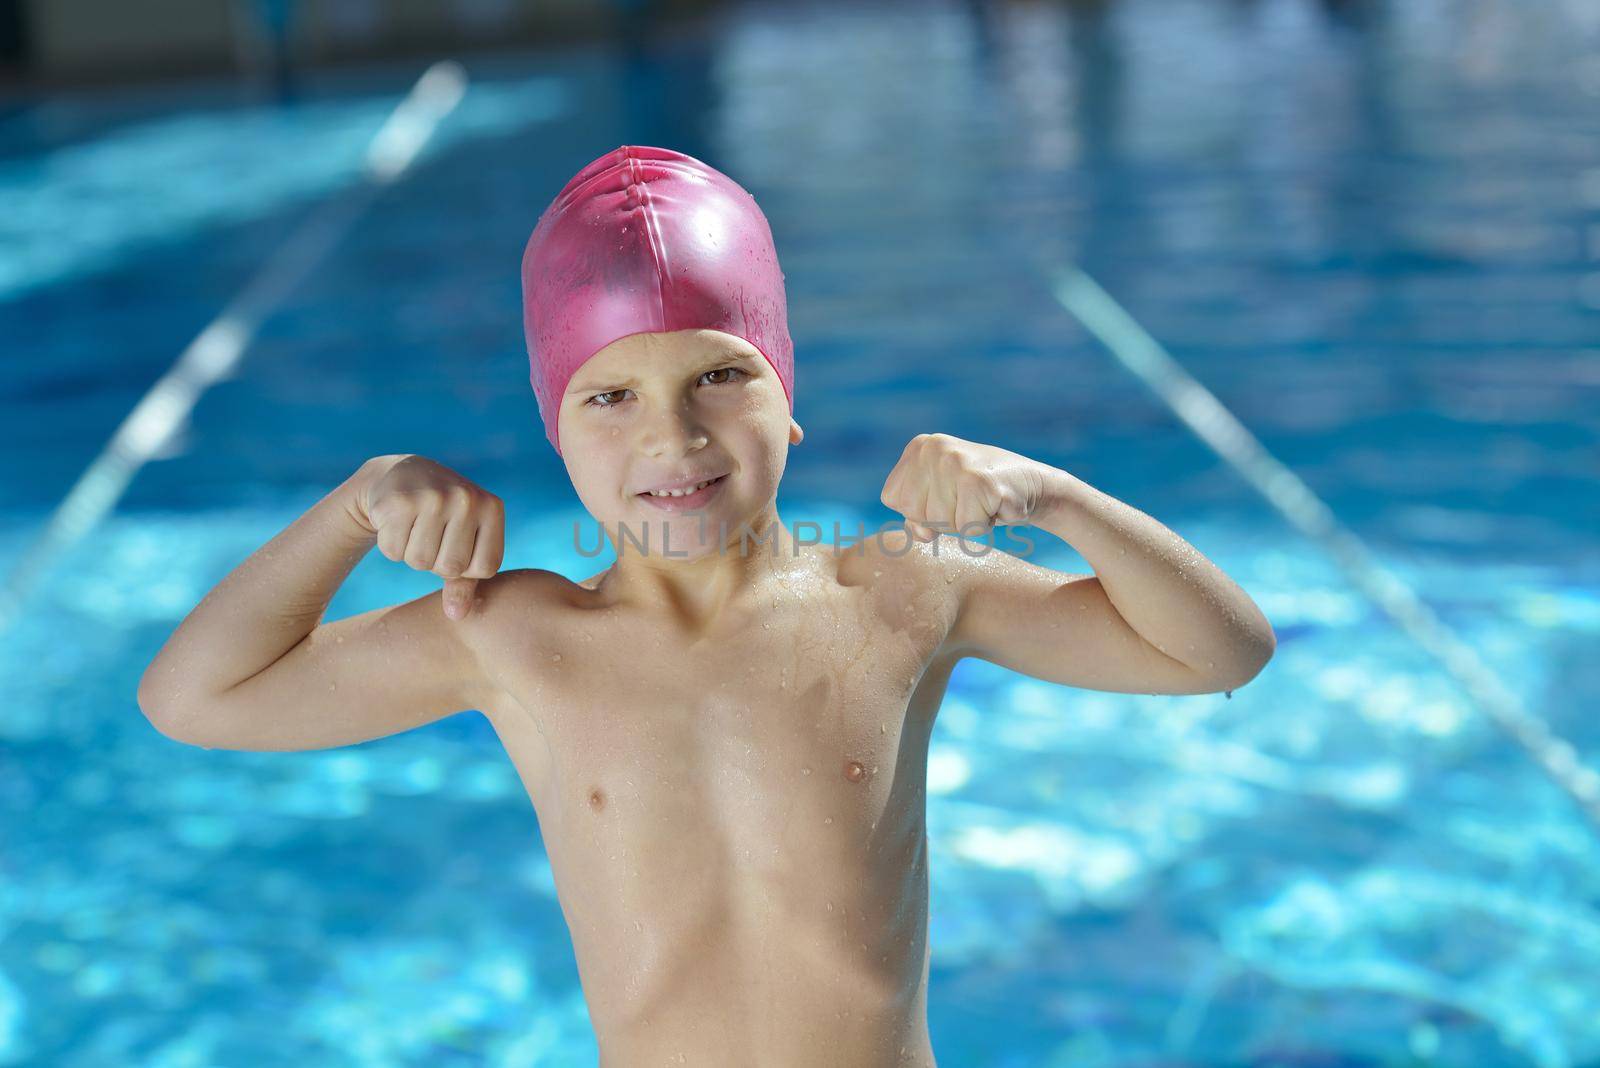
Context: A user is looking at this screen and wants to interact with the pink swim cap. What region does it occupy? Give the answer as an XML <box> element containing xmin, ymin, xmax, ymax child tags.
<box><xmin>521</xmin><ymin>144</ymin><xmax>795</xmax><ymax>455</ymax></box>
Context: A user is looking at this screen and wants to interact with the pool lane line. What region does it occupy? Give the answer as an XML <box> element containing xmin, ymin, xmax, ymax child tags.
<box><xmin>1043</xmin><ymin>264</ymin><xmax>1600</xmax><ymax>833</ymax></box>
<box><xmin>0</xmin><ymin>60</ymin><xmax>469</xmax><ymax>639</ymax></box>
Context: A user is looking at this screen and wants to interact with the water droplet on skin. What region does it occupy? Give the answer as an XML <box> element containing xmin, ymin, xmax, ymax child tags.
<box><xmin>551</xmin><ymin>653</ymin><xmax>562</xmax><ymax>662</ymax></box>
<box><xmin>826</xmin><ymin>901</ymin><xmax>834</xmax><ymax>911</ymax></box>
<box><xmin>801</xmin><ymin>767</ymin><xmax>812</xmax><ymax>776</ymax></box>
<box><xmin>880</xmin><ymin>723</ymin><xmax>886</xmax><ymax>735</ymax></box>
<box><xmin>824</xmin><ymin>817</ymin><xmax>833</xmax><ymax>825</ymax></box>
<box><xmin>328</xmin><ymin>683</ymin><xmax>337</xmax><ymax>692</ymax></box>
<box><xmin>1225</xmin><ymin>690</ymin><xmax>1234</xmax><ymax>700</ymax></box>
<box><xmin>335</xmin><ymin>635</ymin><xmax>345</xmax><ymax>644</ymax></box>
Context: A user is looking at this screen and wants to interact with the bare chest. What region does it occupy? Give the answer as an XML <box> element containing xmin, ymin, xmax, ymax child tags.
<box><xmin>496</xmin><ymin>579</ymin><xmax>942</xmax><ymax>846</ymax></box>
<box><xmin>473</xmin><ymin>556</ymin><xmax>959</xmax><ymax>1043</ymax></box>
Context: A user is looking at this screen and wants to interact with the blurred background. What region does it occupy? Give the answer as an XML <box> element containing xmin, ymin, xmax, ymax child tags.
<box><xmin>3</xmin><ymin>0</ymin><xmax>1599</xmax><ymax>1065</ymax></box>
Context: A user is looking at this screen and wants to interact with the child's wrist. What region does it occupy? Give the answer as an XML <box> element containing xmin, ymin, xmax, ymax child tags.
<box><xmin>1032</xmin><ymin>465</ymin><xmax>1094</xmax><ymax>526</ymax></box>
<box><xmin>343</xmin><ymin>455</ymin><xmax>407</xmax><ymax>535</ymax></box>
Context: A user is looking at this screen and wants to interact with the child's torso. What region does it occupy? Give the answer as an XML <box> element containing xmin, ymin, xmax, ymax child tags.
<box><xmin>475</xmin><ymin>540</ymin><xmax>956</xmax><ymax>1066</ymax></box>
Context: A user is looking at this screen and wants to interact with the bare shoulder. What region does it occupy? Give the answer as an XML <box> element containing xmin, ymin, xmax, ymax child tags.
<box><xmin>845</xmin><ymin>526</ymin><xmax>1078</xmax><ymax>662</ymax></box>
<box><xmin>451</xmin><ymin>567</ymin><xmax>586</xmax><ymax>709</ymax></box>
<box><xmin>462</xmin><ymin>566</ymin><xmax>585</xmax><ymax>616</ymax></box>
<box><xmin>454</xmin><ymin>566</ymin><xmax>591</xmax><ymax>648</ymax></box>
<box><xmin>840</xmin><ymin>525</ymin><xmax>992</xmax><ymax>590</ymax></box>
<box><xmin>837</xmin><ymin>526</ymin><xmax>976</xmax><ymax>663</ymax></box>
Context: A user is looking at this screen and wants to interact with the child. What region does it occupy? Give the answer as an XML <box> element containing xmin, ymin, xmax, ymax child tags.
<box><xmin>138</xmin><ymin>145</ymin><xmax>1275</xmax><ymax>1066</ymax></box>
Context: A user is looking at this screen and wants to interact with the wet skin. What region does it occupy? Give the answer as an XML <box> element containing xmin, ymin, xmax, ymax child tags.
<box><xmin>463</xmin><ymin>530</ymin><xmax>958</xmax><ymax>1067</ymax></box>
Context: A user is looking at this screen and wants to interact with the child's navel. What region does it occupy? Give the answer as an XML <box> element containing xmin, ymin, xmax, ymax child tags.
<box><xmin>844</xmin><ymin>760</ymin><xmax>869</xmax><ymax>783</ymax></box>
<box><xmin>588</xmin><ymin>787</ymin><xmax>606</xmax><ymax>811</ymax></box>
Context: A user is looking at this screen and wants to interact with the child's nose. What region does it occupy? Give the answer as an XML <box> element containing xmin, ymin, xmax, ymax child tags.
<box><xmin>638</xmin><ymin>401</ymin><xmax>710</xmax><ymax>458</ymax></box>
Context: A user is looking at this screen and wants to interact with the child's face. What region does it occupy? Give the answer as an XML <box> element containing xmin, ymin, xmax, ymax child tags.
<box><xmin>556</xmin><ymin>328</ymin><xmax>802</xmax><ymax>560</ymax></box>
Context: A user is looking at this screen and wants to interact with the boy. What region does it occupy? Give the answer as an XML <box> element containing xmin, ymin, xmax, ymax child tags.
<box><xmin>138</xmin><ymin>145</ymin><xmax>1275</xmax><ymax>1066</ymax></box>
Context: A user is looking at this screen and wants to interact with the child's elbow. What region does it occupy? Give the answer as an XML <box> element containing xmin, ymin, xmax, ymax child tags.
<box><xmin>136</xmin><ymin>685</ymin><xmax>221</xmax><ymax>750</ymax></box>
<box><xmin>1222</xmin><ymin>628</ymin><xmax>1276</xmax><ymax>690</ymax></box>
<box><xmin>136</xmin><ymin>676</ymin><xmax>176</xmax><ymax>735</ymax></box>
<box><xmin>137</xmin><ymin>693</ymin><xmax>195</xmax><ymax>746</ymax></box>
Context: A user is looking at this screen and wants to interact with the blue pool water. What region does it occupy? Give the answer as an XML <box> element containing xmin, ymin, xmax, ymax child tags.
<box><xmin>3</xmin><ymin>0</ymin><xmax>1599</xmax><ymax>1064</ymax></box>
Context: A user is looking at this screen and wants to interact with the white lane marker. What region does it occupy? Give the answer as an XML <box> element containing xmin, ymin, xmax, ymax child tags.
<box><xmin>0</xmin><ymin>61</ymin><xmax>468</xmax><ymax>638</ymax></box>
<box><xmin>1045</xmin><ymin>264</ymin><xmax>1600</xmax><ymax>832</ymax></box>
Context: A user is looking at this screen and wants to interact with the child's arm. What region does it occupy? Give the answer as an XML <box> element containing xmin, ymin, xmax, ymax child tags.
<box><xmin>882</xmin><ymin>434</ymin><xmax>1275</xmax><ymax>695</ymax></box>
<box><xmin>136</xmin><ymin>454</ymin><xmax>507</xmax><ymax>751</ymax></box>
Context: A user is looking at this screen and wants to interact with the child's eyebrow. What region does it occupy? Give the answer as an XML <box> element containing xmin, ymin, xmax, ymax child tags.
<box><xmin>568</xmin><ymin>350</ymin><xmax>758</xmax><ymax>394</ymax></box>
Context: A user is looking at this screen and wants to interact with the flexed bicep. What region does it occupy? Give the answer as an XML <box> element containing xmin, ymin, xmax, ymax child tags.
<box><xmin>943</xmin><ymin>546</ymin><xmax>1222</xmax><ymax>696</ymax></box>
<box><xmin>151</xmin><ymin>577</ymin><xmax>507</xmax><ymax>752</ymax></box>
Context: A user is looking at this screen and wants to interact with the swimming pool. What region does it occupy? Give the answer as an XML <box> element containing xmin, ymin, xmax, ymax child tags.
<box><xmin>3</xmin><ymin>0</ymin><xmax>1598</xmax><ymax>1064</ymax></box>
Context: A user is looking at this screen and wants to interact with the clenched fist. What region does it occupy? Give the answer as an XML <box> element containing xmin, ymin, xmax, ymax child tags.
<box><xmin>880</xmin><ymin>433</ymin><xmax>1049</xmax><ymax>542</ymax></box>
<box><xmin>351</xmin><ymin>454</ymin><xmax>505</xmax><ymax>619</ymax></box>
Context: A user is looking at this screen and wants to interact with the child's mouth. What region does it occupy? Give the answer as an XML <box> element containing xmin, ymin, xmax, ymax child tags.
<box><xmin>636</xmin><ymin>474</ymin><xmax>728</xmax><ymax>513</ymax></box>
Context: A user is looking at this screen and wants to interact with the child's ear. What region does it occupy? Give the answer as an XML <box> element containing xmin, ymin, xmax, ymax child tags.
<box><xmin>789</xmin><ymin>418</ymin><xmax>804</xmax><ymax>446</ymax></box>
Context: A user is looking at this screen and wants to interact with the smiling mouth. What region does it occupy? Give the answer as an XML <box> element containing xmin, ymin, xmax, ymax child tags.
<box><xmin>638</xmin><ymin>474</ymin><xmax>728</xmax><ymax>498</ymax></box>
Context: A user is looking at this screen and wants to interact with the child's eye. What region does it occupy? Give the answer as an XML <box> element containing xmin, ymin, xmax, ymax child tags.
<box><xmin>585</xmin><ymin>369</ymin><xmax>743</xmax><ymax>410</ymax></box>
<box><xmin>586</xmin><ymin>389</ymin><xmax>631</xmax><ymax>409</ymax></box>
